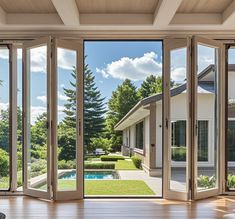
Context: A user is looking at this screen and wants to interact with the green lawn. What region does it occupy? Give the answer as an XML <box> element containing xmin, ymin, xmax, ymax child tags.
<box><xmin>115</xmin><ymin>160</ymin><xmax>138</xmax><ymax>170</ymax></box>
<box><xmin>85</xmin><ymin>180</ymin><xmax>154</xmax><ymax>195</ymax></box>
<box><xmin>40</xmin><ymin>179</ymin><xmax>155</xmax><ymax>195</ymax></box>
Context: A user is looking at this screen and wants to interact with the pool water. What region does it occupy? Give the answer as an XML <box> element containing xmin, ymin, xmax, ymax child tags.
<box><xmin>59</xmin><ymin>171</ymin><xmax>119</xmax><ymax>180</ymax></box>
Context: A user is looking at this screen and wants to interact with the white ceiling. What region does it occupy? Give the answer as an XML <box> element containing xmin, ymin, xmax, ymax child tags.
<box><xmin>0</xmin><ymin>0</ymin><xmax>235</xmax><ymax>31</ymax></box>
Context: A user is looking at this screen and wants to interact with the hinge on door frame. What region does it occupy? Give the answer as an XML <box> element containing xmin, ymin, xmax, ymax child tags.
<box><xmin>165</xmin><ymin>118</ymin><xmax>168</xmax><ymax>129</ymax></box>
<box><xmin>188</xmin><ymin>178</ymin><xmax>192</xmax><ymax>191</ymax></box>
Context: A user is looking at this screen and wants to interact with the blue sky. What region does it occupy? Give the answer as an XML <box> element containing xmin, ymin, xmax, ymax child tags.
<box><xmin>0</xmin><ymin>41</ymin><xmax>225</xmax><ymax>124</ymax></box>
<box><xmin>85</xmin><ymin>41</ymin><xmax>163</xmax><ymax>102</ymax></box>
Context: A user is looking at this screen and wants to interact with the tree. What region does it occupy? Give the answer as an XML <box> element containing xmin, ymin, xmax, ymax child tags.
<box><xmin>0</xmin><ymin>107</ymin><xmax>22</xmax><ymax>152</ymax></box>
<box><xmin>30</xmin><ymin>113</ymin><xmax>47</xmax><ymax>159</ymax></box>
<box><xmin>59</xmin><ymin>64</ymin><xmax>106</xmax><ymax>159</ymax></box>
<box><xmin>84</xmin><ymin>66</ymin><xmax>106</xmax><ymax>151</ymax></box>
<box><xmin>106</xmin><ymin>79</ymin><xmax>140</xmax><ymax>151</ymax></box>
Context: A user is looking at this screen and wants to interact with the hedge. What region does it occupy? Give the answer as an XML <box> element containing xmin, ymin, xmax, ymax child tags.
<box><xmin>131</xmin><ymin>156</ymin><xmax>142</xmax><ymax>169</ymax></box>
<box><xmin>100</xmin><ymin>155</ymin><xmax>125</xmax><ymax>161</ymax></box>
<box><xmin>84</xmin><ymin>162</ymin><xmax>115</xmax><ymax>169</ymax></box>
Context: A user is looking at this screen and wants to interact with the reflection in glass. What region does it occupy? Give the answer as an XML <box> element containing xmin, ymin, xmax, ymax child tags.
<box><xmin>26</xmin><ymin>46</ymin><xmax>48</xmax><ymax>191</ymax></box>
<box><xmin>227</xmin><ymin>48</ymin><xmax>235</xmax><ymax>190</ymax></box>
<box><xmin>0</xmin><ymin>47</ymin><xmax>10</xmax><ymax>190</ymax></box>
<box><xmin>196</xmin><ymin>45</ymin><xmax>217</xmax><ymax>191</ymax></box>
<box><xmin>170</xmin><ymin>47</ymin><xmax>187</xmax><ymax>192</ymax></box>
<box><xmin>57</xmin><ymin>48</ymin><xmax>77</xmax><ymax>191</ymax></box>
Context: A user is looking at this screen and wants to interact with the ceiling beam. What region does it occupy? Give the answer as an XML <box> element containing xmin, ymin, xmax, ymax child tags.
<box><xmin>7</xmin><ymin>14</ymin><xmax>63</xmax><ymax>25</ymax></box>
<box><xmin>171</xmin><ymin>13</ymin><xmax>222</xmax><ymax>25</ymax></box>
<box><xmin>51</xmin><ymin>0</ymin><xmax>80</xmax><ymax>26</ymax></box>
<box><xmin>153</xmin><ymin>0</ymin><xmax>182</xmax><ymax>26</ymax></box>
<box><xmin>222</xmin><ymin>0</ymin><xmax>235</xmax><ymax>26</ymax></box>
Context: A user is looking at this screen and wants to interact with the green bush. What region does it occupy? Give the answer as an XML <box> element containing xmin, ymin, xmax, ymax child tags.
<box><xmin>30</xmin><ymin>159</ymin><xmax>47</xmax><ymax>178</ymax></box>
<box><xmin>197</xmin><ymin>175</ymin><xmax>215</xmax><ymax>189</ymax></box>
<box><xmin>131</xmin><ymin>156</ymin><xmax>142</xmax><ymax>169</ymax></box>
<box><xmin>171</xmin><ymin>146</ymin><xmax>186</xmax><ymax>161</ymax></box>
<box><xmin>0</xmin><ymin>148</ymin><xmax>9</xmax><ymax>177</ymax></box>
<box><xmin>84</xmin><ymin>155</ymin><xmax>99</xmax><ymax>161</ymax></box>
<box><xmin>227</xmin><ymin>174</ymin><xmax>235</xmax><ymax>188</ymax></box>
<box><xmin>58</xmin><ymin>160</ymin><xmax>76</xmax><ymax>169</ymax></box>
<box><xmin>17</xmin><ymin>171</ymin><xmax>22</xmax><ymax>187</ymax></box>
<box><xmin>100</xmin><ymin>155</ymin><xmax>125</xmax><ymax>161</ymax></box>
<box><xmin>90</xmin><ymin>137</ymin><xmax>112</xmax><ymax>153</ymax></box>
<box><xmin>84</xmin><ymin>162</ymin><xmax>115</xmax><ymax>169</ymax></box>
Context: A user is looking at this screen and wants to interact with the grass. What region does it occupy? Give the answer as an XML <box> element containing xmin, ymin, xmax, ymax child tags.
<box><xmin>115</xmin><ymin>160</ymin><xmax>138</xmax><ymax>170</ymax></box>
<box><xmin>85</xmin><ymin>180</ymin><xmax>154</xmax><ymax>195</ymax></box>
<box><xmin>39</xmin><ymin>180</ymin><xmax>155</xmax><ymax>195</ymax></box>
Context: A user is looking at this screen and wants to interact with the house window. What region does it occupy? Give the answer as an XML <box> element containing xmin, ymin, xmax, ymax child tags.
<box><xmin>171</xmin><ymin>120</ymin><xmax>208</xmax><ymax>161</ymax></box>
<box><xmin>227</xmin><ymin>120</ymin><xmax>235</xmax><ymax>161</ymax></box>
<box><xmin>135</xmin><ymin>121</ymin><xmax>144</xmax><ymax>150</ymax></box>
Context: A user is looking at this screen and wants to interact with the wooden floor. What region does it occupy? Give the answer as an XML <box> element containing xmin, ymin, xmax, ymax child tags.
<box><xmin>1</xmin><ymin>196</ymin><xmax>235</xmax><ymax>218</ymax></box>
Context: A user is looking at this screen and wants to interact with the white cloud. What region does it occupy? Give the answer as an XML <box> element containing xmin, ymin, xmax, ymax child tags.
<box><xmin>57</xmin><ymin>48</ymin><xmax>76</xmax><ymax>70</ymax></box>
<box><xmin>0</xmin><ymin>49</ymin><xmax>9</xmax><ymax>59</ymax></box>
<box><xmin>171</xmin><ymin>67</ymin><xmax>186</xmax><ymax>82</ymax></box>
<box><xmin>37</xmin><ymin>95</ymin><xmax>47</xmax><ymax>104</ymax></box>
<box><xmin>58</xmin><ymin>91</ymin><xmax>68</xmax><ymax>101</ymax></box>
<box><xmin>96</xmin><ymin>52</ymin><xmax>162</xmax><ymax>81</ymax></box>
<box><xmin>31</xmin><ymin>106</ymin><xmax>46</xmax><ymax>124</ymax></box>
<box><xmin>37</xmin><ymin>92</ymin><xmax>67</xmax><ymax>104</ymax></box>
<box><xmin>31</xmin><ymin>105</ymin><xmax>65</xmax><ymax>124</ymax></box>
<box><xmin>0</xmin><ymin>47</ymin><xmax>76</xmax><ymax>73</ymax></box>
<box><xmin>29</xmin><ymin>46</ymin><xmax>47</xmax><ymax>73</ymax></box>
<box><xmin>0</xmin><ymin>102</ymin><xmax>9</xmax><ymax>111</ymax></box>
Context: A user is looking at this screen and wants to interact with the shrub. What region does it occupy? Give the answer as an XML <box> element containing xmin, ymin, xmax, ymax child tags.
<box><xmin>0</xmin><ymin>148</ymin><xmax>9</xmax><ymax>177</ymax></box>
<box><xmin>84</xmin><ymin>155</ymin><xmax>99</xmax><ymax>161</ymax></box>
<box><xmin>227</xmin><ymin>174</ymin><xmax>235</xmax><ymax>188</ymax></box>
<box><xmin>84</xmin><ymin>162</ymin><xmax>115</xmax><ymax>169</ymax></box>
<box><xmin>171</xmin><ymin>146</ymin><xmax>186</xmax><ymax>161</ymax></box>
<box><xmin>58</xmin><ymin>160</ymin><xmax>76</xmax><ymax>169</ymax></box>
<box><xmin>100</xmin><ymin>155</ymin><xmax>125</xmax><ymax>161</ymax></box>
<box><xmin>197</xmin><ymin>175</ymin><xmax>215</xmax><ymax>189</ymax></box>
<box><xmin>90</xmin><ymin>137</ymin><xmax>112</xmax><ymax>153</ymax></box>
<box><xmin>17</xmin><ymin>171</ymin><xmax>23</xmax><ymax>187</ymax></box>
<box><xmin>131</xmin><ymin>156</ymin><xmax>142</xmax><ymax>169</ymax></box>
<box><xmin>30</xmin><ymin>159</ymin><xmax>47</xmax><ymax>178</ymax></box>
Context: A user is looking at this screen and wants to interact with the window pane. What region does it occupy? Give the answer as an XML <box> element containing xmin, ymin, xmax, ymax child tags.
<box><xmin>170</xmin><ymin>47</ymin><xmax>187</xmax><ymax>192</ymax></box>
<box><xmin>198</xmin><ymin>121</ymin><xmax>208</xmax><ymax>162</ymax></box>
<box><xmin>26</xmin><ymin>45</ymin><xmax>48</xmax><ymax>191</ymax></box>
<box><xmin>135</xmin><ymin>121</ymin><xmax>144</xmax><ymax>150</ymax></box>
<box><xmin>57</xmin><ymin>47</ymin><xmax>77</xmax><ymax>191</ymax></box>
<box><xmin>0</xmin><ymin>47</ymin><xmax>10</xmax><ymax>190</ymax></box>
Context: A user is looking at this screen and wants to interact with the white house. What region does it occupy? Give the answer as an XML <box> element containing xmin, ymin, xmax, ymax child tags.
<box><xmin>115</xmin><ymin>64</ymin><xmax>235</xmax><ymax>176</ymax></box>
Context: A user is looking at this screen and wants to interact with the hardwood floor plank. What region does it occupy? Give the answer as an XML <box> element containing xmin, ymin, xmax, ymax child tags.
<box><xmin>0</xmin><ymin>196</ymin><xmax>235</xmax><ymax>218</ymax></box>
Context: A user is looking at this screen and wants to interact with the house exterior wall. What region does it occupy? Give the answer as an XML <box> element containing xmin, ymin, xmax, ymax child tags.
<box><xmin>122</xmin><ymin>92</ymin><xmax>216</xmax><ymax>170</ymax></box>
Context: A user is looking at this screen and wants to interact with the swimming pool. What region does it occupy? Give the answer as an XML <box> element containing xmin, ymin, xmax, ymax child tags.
<box><xmin>59</xmin><ymin>170</ymin><xmax>119</xmax><ymax>180</ymax></box>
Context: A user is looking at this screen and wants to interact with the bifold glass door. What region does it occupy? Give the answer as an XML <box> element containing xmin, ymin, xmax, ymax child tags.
<box><xmin>164</xmin><ymin>36</ymin><xmax>223</xmax><ymax>201</ymax></box>
<box><xmin>23</xmin><ymin>37</ymin><xmax>83</xmax><ymax>200</ymax></box>
<box><xmin>192</xmin><ymin>36</ymin><xmax>222</xmax><ymax>200</ymax></box>
<box><xmin>52</xmin><ymin>39</ymin><xmax>83</xmax><ymax>200</ymax></box>
<box><xmin>163</xmin><ymin>38</ymin><xmax>191</xmax><ymax>200</ymax></box>
<box><xmin>23</xmin><ymin>37</ymin><xmax>52</xmax><ymax>199</ymax></box>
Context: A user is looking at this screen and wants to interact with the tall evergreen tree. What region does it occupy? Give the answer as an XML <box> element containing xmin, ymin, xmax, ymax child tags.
<box><xmin>138</xmin><ymin>75</ymin><xmax>175</xmax><ymax>99</ymax></box>
<box><xmin>59</xmin><ymin>63</ymin><xmax>106</xmax><ymax>159</ymax></box>
<box><xmin>106</xmin><ymin>79</ymin><xmax>139</xmax><ymax>151</ymax></box>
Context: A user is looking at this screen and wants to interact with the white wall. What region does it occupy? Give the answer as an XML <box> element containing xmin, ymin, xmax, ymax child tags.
<box><xmin>155</xmin><ymin>92</ymin><xmax>215</xmax><ymax>168</ymax></box>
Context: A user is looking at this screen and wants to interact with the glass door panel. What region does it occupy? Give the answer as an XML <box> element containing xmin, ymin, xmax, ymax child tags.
<box><xmin>52</xmin><ymin>39</ymin><xmax>83</xmax><ymax>200</ymax></box>
<box><xmin>163</xmin><ymin>38</ymin><xmax>191</xmax><ymax>200</ymax></box>
<box><xmin>23</xmin><ymin>37</ymin><xmax>51</xmax><ymax>199</ymax></box>
<box><xmin>226</xmin><ymin>47</ymin><xmax>235</xmax><ymax>191</ymax></box>
<box><xmin>0</xmin><ymin>46</ymin><xmax>10</xmax><ymax>190</ymax></box>
<box><xmin>192</xmin><ymin>36</ymin><xmax>222</xmax><ymax>199</ymax></box>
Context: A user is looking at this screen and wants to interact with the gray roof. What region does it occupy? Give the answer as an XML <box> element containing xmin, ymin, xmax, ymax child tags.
<box><xmin>114</xmin><ymin>64</ymin><xmax>234</xmax><ymax>129</ymax></box>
